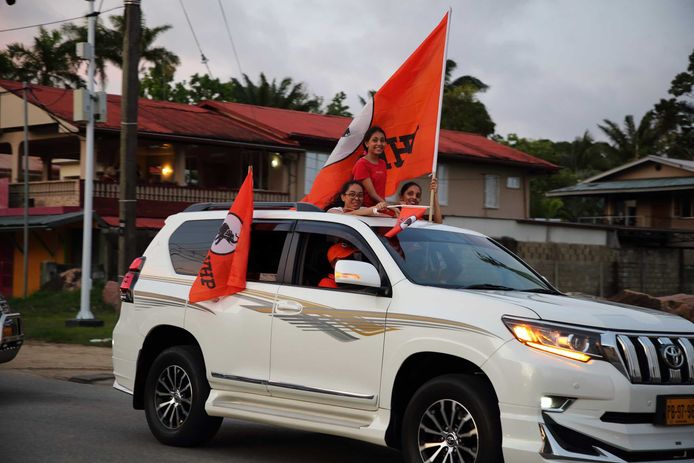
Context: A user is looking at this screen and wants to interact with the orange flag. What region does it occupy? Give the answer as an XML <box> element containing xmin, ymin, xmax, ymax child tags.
<box><xmin>189</xmin><ymin>170</ymin><xmax>254</xmax><ymax>303</ymax></box>
<box><xmin>303</xmin><ymin>12</ymin><xmax>450</xmax><ymax>209</ymax></box>
<box><xmin>385</xmin><ymin>206</ymin><xmax>428</xmax><ymax>238</ymax></box>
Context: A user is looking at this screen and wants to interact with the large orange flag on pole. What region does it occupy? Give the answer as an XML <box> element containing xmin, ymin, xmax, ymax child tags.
<box><xmin>189</xmin><ymin>168</ymin><xmax>254</xmax><ymax>303</ymax></box>
<box><xmin>303</xmin><ymin>11</ymin><xmax>450</xmax><ymax>209</ymax></box>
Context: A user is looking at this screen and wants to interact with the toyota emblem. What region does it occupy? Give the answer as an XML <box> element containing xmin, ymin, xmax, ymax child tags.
<box><xmin>661</xmin><ymin>345</ymin><xmax>685</xmax><ymax>369</ymax></box>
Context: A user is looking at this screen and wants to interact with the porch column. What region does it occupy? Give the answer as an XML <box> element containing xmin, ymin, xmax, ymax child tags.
<box><xmin>8</xmin><ymin>132</ymin><xmax>24</xmax><ymax>183</ymax></box>
<box><xmin>79</xmin><ymin>137</ymin><xmax>90</xmax><ymax>179</ymax></box>
<box><xmin>174</xmin><ymin>145</ymin><xmax>186</xmax><ymax>186</ymax></box>
<box><xmin>41</xmin><ymin>156</ymin><xmax>52</xmax><ymax>180</ymax></box>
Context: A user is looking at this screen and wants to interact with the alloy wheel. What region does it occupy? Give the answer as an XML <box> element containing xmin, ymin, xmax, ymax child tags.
<box><xmin>154</xmin><ymin>365</ymin><xmax>193</xmax><ymax>430</ymax></box>
<box><xmin>418</xmin><ymin>398</ymin><xmax>479</xmax><ymax>463</ymax></box>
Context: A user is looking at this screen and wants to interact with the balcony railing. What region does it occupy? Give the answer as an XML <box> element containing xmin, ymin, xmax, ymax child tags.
<box><xmin>577</xmin><ymin>215</ymin><xmax>644</xmax><ymax>227</ymax></box>
<box><xmin>8</xmin><ymin>180</ymin><xmax>290</xmax><ymax>208</ymax></box>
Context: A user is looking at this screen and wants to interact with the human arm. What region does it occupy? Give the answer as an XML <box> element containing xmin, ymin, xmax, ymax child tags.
<box><xmin>360</xmin><ymin>177</ymin><xmax>386</xmax><ymax>204</ymax></box>
<box><xmin>430</xmin><ymin>177</ymin><xmax>443</xmax><ymax>224</ymax></box>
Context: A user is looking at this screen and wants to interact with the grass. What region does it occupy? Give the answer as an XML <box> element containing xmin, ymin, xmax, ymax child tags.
<box><xmin>8</xmin><ymin>283</ymin><xmax>118</xmax><ymax>346</ymax></box>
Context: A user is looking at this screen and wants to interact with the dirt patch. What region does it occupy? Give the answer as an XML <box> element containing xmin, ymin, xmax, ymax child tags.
<box><xmin>0</xmin><ymin>340</ymin><xmax>112</xmax><ymax>381</ymax></box>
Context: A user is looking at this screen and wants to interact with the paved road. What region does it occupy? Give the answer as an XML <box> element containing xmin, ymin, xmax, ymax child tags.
<box><xmin>1</xmin><ymin>370</ymin><xmax>402</xmax><ymax>463</ymax></box>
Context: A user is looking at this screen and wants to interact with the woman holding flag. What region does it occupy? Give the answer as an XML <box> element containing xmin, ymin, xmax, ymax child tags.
<box><xmin>399</xmin><ymin>178</ymin><xmax>443</xmax><ymax>224</ymax></box>
<box><xmin>352</xmin><ymin>126</ymin><xmax>389</xmax><ymax>208</ymax></box>
<box><xmin>325</xmin><ymin>180</ymin><xmax>389</xmax><ymax>216</ymax></box>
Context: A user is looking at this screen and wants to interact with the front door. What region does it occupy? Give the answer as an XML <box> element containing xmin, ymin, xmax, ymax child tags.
<box><xmin>269</xmin><ymin>221</ymin><xmax>391</xmax><ymax>410</ymax></box>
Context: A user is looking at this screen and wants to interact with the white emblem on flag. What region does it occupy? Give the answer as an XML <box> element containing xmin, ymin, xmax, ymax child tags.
<box><xmin>323</xmin><ymin>99</ymin><xmax>374</xmax><ymax>168</ymax></box>
<box><xmin>211</xmin><ymin>213</ymin><xmax>242</xmax><ymax>255</ymax></box>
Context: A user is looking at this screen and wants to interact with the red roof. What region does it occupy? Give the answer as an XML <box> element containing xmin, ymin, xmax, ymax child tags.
<box><xmin>0</xmin><ymin>80</ymin><xmax>556</xmax><ymax>171</ymax></box>
<box><xmin>201</xmin><ymin>101</ymin><xmax>557</xmax><ymax>171</ymax></box>
<box><xmin>101</xmin><ymin>216</ymin><xmax>165</xmax><ymax>229</ymax></box>
<box><xmin>0</xmin><ymin>80</ymin><xmax>294</xmax><ymax>147</ymax></box>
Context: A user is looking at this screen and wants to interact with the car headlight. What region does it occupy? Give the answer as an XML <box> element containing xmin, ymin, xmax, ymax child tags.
<box><xmin>503</xmin><ymin>317</ymin><xmax>603</xmax><ymax>362</ymax></box>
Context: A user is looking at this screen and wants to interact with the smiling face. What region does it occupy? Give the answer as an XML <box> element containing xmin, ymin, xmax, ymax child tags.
<box><xmin>364</xmin><ymin>130</ymin><xmax>386</xmax><ymax>157</ymax></box>
<box><xmin>341</xmin><ymin>183</ymin><xmax>364</xmax><ymax>210</ymax></box>
<box><xmin>401</xmin><ymin>184</ymin><xmax>422</xmax><ymax>205</ymax></box>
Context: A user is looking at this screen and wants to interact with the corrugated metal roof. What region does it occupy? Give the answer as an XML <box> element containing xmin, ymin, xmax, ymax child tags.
<box><xmin>0</xmin><ymin>211</ymin><xmax>84</xmax><ymax>230</ymax></box>
<box><xmin>201</xmin><ymin>101</ymin><xmax>557</xmax><ymax>171</ymax></box>
<box><xmin>0</xmin><ymin>80</ymin><xmax>295</xmax><ymax>147</ymax></box>
<box><xmin>548</xmin><ymin>177</ymin><xmax>694</xmax><ymax>197</ymax></box>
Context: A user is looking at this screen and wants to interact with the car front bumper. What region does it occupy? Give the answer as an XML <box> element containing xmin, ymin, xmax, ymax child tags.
<box><xmin>484</xmin><ymin>339</ymin><xmax>694</xmax><ymax>462</ymax></box>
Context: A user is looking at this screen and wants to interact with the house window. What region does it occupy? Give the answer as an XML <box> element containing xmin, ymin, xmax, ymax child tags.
<box><xmin>676</xmin><ymin>195</ymin><xmax>693</xmax><ymax>218</ymax></box>
<box><xmin>437</xmin><ymin>164</ymin><xmax>448</xmax><ymax>206</ymax></box>
<box><xmin>304</xmin><ymin>152</ymin><xmax>329</xmax><ymax>194</ymax></box>
<box><xmin>506</xmin><ymin>176</ymin><xmax>521</xmax><ymax>189</ymax></box>
<box><xmin>484</xmin><ymin>175</ymin><xmax>499</xmax><ymax>209</ymax></box>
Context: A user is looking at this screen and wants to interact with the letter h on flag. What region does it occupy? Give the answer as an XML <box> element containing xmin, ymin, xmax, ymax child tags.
<box><xmin>303</xmin><ymin>11</ymin><xmax>450</xmax><ymax>209</ymax></box>
<box><xmin>189</xmin><ymin>169</ymin><xmax>254</xmax><ymax>303</ymax></box>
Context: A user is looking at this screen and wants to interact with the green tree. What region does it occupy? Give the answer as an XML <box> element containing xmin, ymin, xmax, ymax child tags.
<box><xmin>167</xmin><ymin>73</ymin><xmax>235</xmax><ymax>104</ymax></box>
<box><xmin>62</xmin><ymin>14</ymin><xmax>180</xmax><ymax>83</ymax></box>
<box><xmin>140</xmin><ymin>62</ymin><xmax>178</xmax><ymax>101</ymax></box>
<box><xmin>440</xmin><ymin>60</ymin><xmax>495</xmax><ymax>136</ymax></box>
<box><xmin>325</xmin><ymin>91</ymin><xmax>352</xmax><ymax>116</ymax></box>
<box><xmin>4</xmin><ymin>27</ymin><xmax>82</xmax><ymax>87</ymax></box>
<box><xmin>598</xmin><ymin>112</ymin><xmax>659</xmax><ymax>163</ymax></box>
<box><xmin>230</xmin><ymin>73</ymin><xmax>323</xmax><ymax>112</ymax></box>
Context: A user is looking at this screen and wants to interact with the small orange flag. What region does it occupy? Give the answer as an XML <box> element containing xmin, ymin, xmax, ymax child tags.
<box><xmin>385</xmin><ymin>206</ymin><xmax>428</xmax><ymax>238</ymax></box>
<box><xmin>189</xmin><ymin>170</ymin><xmax>254</xmax><ymax>303</ymax></box>
<box><xmin>303</xmin><ymin>12</ymin><xmax>449</xmax><ymax>209</ymax></box>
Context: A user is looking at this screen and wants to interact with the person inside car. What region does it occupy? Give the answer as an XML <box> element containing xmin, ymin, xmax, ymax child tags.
<box><xmin>325</xmin><ymin>180</ymin><xmax>389</xmax><ymax>216</ymax></box>
<box><xmin>318</xmin><ymin>242</ymin><xmax>358</xmax><ymax>288</ymax></box>
<box><xmin>398</xmin><ymin>177</ymin><xmax>442</xmax><ymax>224</ymax></box>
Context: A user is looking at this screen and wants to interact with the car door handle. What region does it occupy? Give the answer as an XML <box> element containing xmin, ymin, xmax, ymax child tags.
<box><xmin>274</xmin><ymin>300</ymin><xmax>303</xmax><ymax>314</ymax></box>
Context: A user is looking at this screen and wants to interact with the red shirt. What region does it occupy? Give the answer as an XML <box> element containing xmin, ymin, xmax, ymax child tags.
<box><xmin>318</xmin><ymin>274</ymin><xmax>338</xmax><ymax>288</ymax></box>
<box><xmin>352</xmin><ymin>157</ymin><xmax>387</xmax><ymax>207</ymax></box>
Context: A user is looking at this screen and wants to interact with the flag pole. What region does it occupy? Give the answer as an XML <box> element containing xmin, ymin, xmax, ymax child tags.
<box><xmin>429</xmin><ymin>8</ymin><xmax>452</xmax><ymax>222</ymax></box>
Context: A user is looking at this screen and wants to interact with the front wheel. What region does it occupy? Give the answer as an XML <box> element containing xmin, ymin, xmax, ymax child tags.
<box><xmin>401</xmin><ymin>374</ymin><xmax>502</xmax><ymax>463</ymax></box>
<box><xmin>144</xmin><ymin>345</ymin><xmax>222</xmax><ymax>446</ymax></box>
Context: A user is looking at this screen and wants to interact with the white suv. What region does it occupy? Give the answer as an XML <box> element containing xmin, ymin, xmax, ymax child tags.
<box><xmin>113</xmin><ymin>202</ymin><xmax>694</xmax><ymax>463</ymax></box>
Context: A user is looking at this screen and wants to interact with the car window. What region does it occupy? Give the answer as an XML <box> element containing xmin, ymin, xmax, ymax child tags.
<box><xmin>290</xmin><ymin>221</ymin><xmax>385</xmax><ymax>293</ymax></box>
<box><xmin>375</xmin><ymin>226</ymin><xmax>549</xmax><ymax>290</ymax></box>
<box><xmin>169</xmin><ymin>219</ymin><xmax>292</xmax><ymax>282</ymax></box>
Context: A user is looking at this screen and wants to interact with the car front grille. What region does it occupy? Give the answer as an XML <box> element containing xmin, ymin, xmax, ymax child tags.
<box><xmin>603</xmin><ymin>334</ymin><xmax>694</xmax><ymax>385</ymax></box>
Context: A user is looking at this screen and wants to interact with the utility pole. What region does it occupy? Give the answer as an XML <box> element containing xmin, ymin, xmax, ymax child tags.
<box><xmin>118</xmin><ymin>0</ymin><xmax>141</xmax><ymax>277</ymax></box>
<box><xmin>68</xmin><ymin>0</ymin><xmax>102</xmax><ymax>326</ymax></box>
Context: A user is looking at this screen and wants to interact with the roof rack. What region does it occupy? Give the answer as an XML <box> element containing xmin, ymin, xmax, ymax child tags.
<box><xmin>183</xmin><ymin>201</ymin><xmax>324</xmax><ymax>213</ymax></box>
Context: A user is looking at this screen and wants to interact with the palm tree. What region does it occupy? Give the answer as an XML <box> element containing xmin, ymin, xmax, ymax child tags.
<box><xmin>598</xmin><ymin>112</ymin><xmax>660</xmax><ymax>163</ymax></box>
<box><xmin>62</xmin><ymin>14</ymin><xmax>180</xmax><ymax>84</ymax></box>
<box><xmin>5</xmin><ymin>27</ymin><xmax>82</xmax><ymax>87</ymax></box>
<box><xmin>230</xmin><ymin>73</ymin><xmax>322</xmax><ymax>112</ymax></box>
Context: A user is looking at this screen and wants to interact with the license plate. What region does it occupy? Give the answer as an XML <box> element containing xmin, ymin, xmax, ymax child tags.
<box><xmin>656</xmin><ymin>396</ymin><xmax>694</xmax><ymax>426</ymax></box>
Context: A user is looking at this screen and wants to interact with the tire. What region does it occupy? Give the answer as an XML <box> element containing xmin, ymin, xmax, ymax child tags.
<box><xmin>144</xmin><ymin>345</ymin><xmax>222</xmax><ymax>446</ymax></box>
<box><xmin>401</xmin><ymin>374</ymin><xmax>502</xmax><ymax>463</ymax></box>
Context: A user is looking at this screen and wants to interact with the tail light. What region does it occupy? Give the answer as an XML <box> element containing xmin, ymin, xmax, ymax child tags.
<box><xmin>120</xmin><ymin>256</ymin><xmax>146</xmax><ymax>303</ymax></box>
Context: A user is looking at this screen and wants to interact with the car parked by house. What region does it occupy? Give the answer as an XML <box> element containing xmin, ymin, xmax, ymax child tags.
<box><xmin>0</xmin><ymin>293</ymin><xmax>24</xmax><ymax>363</ymax></box>
<box><xmin>113</xmin><ymin>202</ymin><xmax>694</xmax><ymax>463</ymax></box>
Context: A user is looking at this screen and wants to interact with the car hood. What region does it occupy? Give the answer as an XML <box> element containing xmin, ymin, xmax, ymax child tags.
<box><xmin>473</xmin><ymin>291</ymin><xmax>694</xmax><ymax>333</ymax></box>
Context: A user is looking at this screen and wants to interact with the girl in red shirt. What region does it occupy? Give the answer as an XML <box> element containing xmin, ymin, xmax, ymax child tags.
<box><xmin>352</xmin><ymin>126</ymin><xmax>388</xmax><ymax>208</ymax></box>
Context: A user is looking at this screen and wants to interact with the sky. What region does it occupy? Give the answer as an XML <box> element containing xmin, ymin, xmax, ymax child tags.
<box><xmin>1</xmin><ymin>0</ymin><xmax>693</xmax><ymax>142</ymax></box>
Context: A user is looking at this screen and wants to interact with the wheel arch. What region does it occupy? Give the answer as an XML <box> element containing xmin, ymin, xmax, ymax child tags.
<box><xmin>133</xmin><ymin>324</ymin><xmax>200</xmax><ymax>410</ymax></box>
<box><xmin>384</xmin><ymin>351</ymin><xmax>499</xmax><ymax>450</ymax></box>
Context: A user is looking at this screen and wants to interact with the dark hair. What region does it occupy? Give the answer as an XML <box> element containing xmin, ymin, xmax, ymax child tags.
<box><xmin>362</xmin><ymin>126</ymin><xmax>387</xmax><ymax>150</ymax></box>
<box><xmin>324</xmin><ymin>180</ymin><xmax>364</xmax><ymax>211</ymax></box>
<box><xmin>399</xmin><ymin>181</ymin><xmax>422</xmax><ymax>198</ymax></box>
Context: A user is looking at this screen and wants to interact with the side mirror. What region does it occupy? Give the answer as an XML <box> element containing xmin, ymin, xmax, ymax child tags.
<box><xmin>334</xmin><ymin>260</ymin><xmax>381</xmax><ymax>288</ymax></box>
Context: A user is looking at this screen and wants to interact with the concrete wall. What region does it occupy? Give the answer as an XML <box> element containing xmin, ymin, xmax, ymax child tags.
<box><xmin>446</xmin><ymin>216</ymin><xmax>690</xmax><ymax>297</ymax></box>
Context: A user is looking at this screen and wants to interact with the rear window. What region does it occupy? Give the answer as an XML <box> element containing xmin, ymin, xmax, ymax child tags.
<box><xmin>168</xmin><ymin>219</ymin><xmax>292</xmax><ymax>281</ymax></box>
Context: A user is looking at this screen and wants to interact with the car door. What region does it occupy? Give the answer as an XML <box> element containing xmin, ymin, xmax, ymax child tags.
<box><xmin>269</xmin><ymin>221</ymin><xmax>391</xmax><ymax>410</ymax></box>
<box><xmin>181</xmin><ymin>219</ymin><xmax>294</xmax><ymax>396</ymax></box>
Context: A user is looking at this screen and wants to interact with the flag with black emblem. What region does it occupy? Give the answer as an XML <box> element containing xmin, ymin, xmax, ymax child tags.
<box><xmin>189</xmin><ymin>169</ymin><xmax>254</xmax><ymax>302</ymax></box>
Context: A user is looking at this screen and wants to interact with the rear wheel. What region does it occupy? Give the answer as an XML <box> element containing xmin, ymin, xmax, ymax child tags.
<box><xmin>401</xmin><ymin>374</ymin><xmax>502</xmax><ymax>463</ymax></box>
<box><xmin>144</xmin><ymin>345</ymin><xmax>222</xmax><ymax>446</ymax></box>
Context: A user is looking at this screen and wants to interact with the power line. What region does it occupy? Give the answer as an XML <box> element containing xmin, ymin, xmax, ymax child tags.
<box><xmin>217</xmin><ymin>0</ymin><xmax>244</xmax><ymax>79</ymax></box>
<box><xmin>178</xmin><ymin>0</ymin><xmax>213</xmax><ymax>77</ymax></box>
<box><xmin>0</xmin><ymin>6</ymin><xmax>123</xmax><ymax>33</ymax></box>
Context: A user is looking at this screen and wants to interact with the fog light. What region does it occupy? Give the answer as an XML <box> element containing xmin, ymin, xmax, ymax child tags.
<box><xmin>540</xmin><ymin>395</ymin><xmax>574</xmax><ymax>412</ymax></box>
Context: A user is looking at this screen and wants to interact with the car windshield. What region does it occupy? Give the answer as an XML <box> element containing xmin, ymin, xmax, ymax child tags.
<box><xmin>375</xmin><ymin>226</ymin><xmax>553</xmax><ymax>291</ymax></box>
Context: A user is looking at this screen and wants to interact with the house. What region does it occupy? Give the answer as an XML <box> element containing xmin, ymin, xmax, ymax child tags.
<box><xmin>0</xmin><ymin>79</ymin><xmax>556</xmax><ymax>296</ymax></box>
<box><xmin>547</xmin><ymin>155</ymin><xmax>694</xmax><ymax>230</ymax></box>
